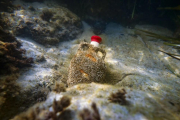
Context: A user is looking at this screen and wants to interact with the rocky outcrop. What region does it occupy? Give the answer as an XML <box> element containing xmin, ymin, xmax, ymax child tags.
<box><xmin>1</xmin><ymin>6</ymin><xmax>83</xmax><ymax>45</ymax></box>
<box><xmin>11</xmin><ymin>83</ymin><xmax>180</xmax><ymax>120</ymax></box>
<box><xmin>0</xmin><ymin>28</ymin><xmax>33</xmax><ymax>74</ymax></box>
<box><xmin>0</xmin><ymin>23</ymin><xmax>33</xmax><ymax>119</ymax></box>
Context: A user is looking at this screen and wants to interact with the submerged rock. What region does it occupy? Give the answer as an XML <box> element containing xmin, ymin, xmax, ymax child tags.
<box><xmin>0</xmin><ymin>28</ymin><xmax>33</xmax><ymax>74</ymax></box>
<box><xmin>0</xmin><ymin>27</ymin><xmax>33</xmax><ymax>119</ymax></box>
<box><xmin>12</xmin><ymin>83</ymin><xmax>180</xmax><ymax>120</ymax></box>
<box><xmin>2</xmin><ymin>6</ymin><xmax>83</xmax><ymax>45</ymax></box>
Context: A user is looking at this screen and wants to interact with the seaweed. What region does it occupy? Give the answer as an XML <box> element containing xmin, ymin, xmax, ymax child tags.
<box><xmin>136</xmin><ymin>29</ymin><xmax>180</xmax><ymax>44</ymax></box>
<box><xmin>53</xmin><ymin>96</ymin><xmax>71</xmax><ymax>113</ymax></box>
<box><xmin>158</xmin><ymin>50</ymin><xmax>180</xmax><ymax>61</ymax></box>
<box><xmin>158</xmin><ymin>5</ymin><xmax>180</xmax><ymax>10</ymax></box>
<box><xmin>79</xmin><ymin>102</ymin><xmax>101</xmax><ymax>120</ymax></box>
<box><xmin>136</xmin><ymin>29</ymin><xmax>180</xmax><ymax>78</ymax></box>
<box><xmin>108</xmin><ymin>88</ymin><xmax>127</xmax><ymax>105</ymax></box>
<box><xmin>0</xmin><ymin>27</ymin><xmax>33</xmax><ymax>74</ymax></box>
<box><xmin>131</xmin><ymin>0</ymin><xmax>137</xmax><ymax>19</ymax></box>
<box><xmin>0</xmin><ymin>40</ymin><xmax>33</xmax><ymax>74</ymax></box>
<box><xmin>12</xmin><ymin>96</ymin><xmax>71</xmax><ymax>120</ymax></box>
<box><xmin>136</xmin><ymin>28</ymin><xmax>180</xmax><ymax>59</ymax></box>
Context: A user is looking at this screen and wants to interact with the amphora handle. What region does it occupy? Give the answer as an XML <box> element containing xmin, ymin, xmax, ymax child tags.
<box><xmin>79</xmin><ymin>43</ymin><xmax>106</xmax><ymax>60</ymax></box>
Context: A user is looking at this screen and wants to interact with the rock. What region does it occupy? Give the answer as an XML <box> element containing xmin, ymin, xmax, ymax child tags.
<box><xmin>0</xmin><ymin>28</ymin><xmax>33</xmax><ymax>74</ymax></box>
<box><xmin>0</xmin><ymin>25</ymin><xmax>33</xmax><ymax>120</ymax></box>
<box><xmin>134</xmin><ymin>25</ymin><xmax>173</xmax><ymax>40</ymax></box>
<box><xmin>12</xmin><ymin>83</ymin><xmax>180</xmax><ymax>120</ymax></box>
<box><xmin>2</xmin><ymin>7</ymin><xmax>83</xmax><ymax>45</ymax></box>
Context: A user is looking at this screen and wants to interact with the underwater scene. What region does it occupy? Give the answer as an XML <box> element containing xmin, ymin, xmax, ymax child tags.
<box><xmin>0</xmin><ymin>0</ymin><xmax>180</xmax><ymax>120</ymax></box>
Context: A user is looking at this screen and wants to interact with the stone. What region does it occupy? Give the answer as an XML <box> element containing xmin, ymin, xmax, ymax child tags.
<box><xmin>2</xmin><ymin>7</ymin><xmax>83</xmax><ymax>45</ymax></box>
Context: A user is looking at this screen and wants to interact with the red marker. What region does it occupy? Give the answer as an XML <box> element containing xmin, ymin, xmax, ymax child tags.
<box><xmin>91</xmin><ymin>35</ymin><xmax>102</xmax><ymax>47</ymax></box>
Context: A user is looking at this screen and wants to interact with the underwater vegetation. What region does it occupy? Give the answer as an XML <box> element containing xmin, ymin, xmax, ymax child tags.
<box><xmin>136</xmin><ymin>4</ymin><xmax>180</xmax><ymax>53</ymax></box>
<box><xmin>79</xmin><ymin>102</ymin><xmax>101</xmax><ymax>120</ymax></box>
<box><xmin>12</xmin><ymin>96</ymin><xmax>71</xmax><ymax>120</ymax></box>
<box><xmin>136</xmin><ymin>29</ymin><xmax>180</xmax><ymax>59</ymax></box>
<box><xmin>0</xmin><ymin>28</ymin><xmax>33</xmax><ymax>74</ymax></box>
<box><xmin>12</xmin><ymin>89</ymin><xmax>103</xmax><ymax>120</ymax></box>
<box><xmin>12</xmin><ymin>95</ymin><xmax>72</xmax><ymax>120</ymax></box>
<box><xmin>108</xmin><ymin>88</ymin><xmax>127</xmax><ymax>105</ymax></box>
<box><xmin>158</xmin><ymin>5</ymin><xmax>180</xmax><ymax>10</ymax></box>
<box><xmin>0</xmin><ymin>29</ymin><xmax>33</xmax><ymax>74</ymax></box>
<box><xmin>136</xmin><ymin>28</ymin><xmax>180</xmax><ymax>78</ymax></box>
<box><xmin>53</xmin><ymin>96</ymin><xmax>71</xmax><ymax>113</ymax></box>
